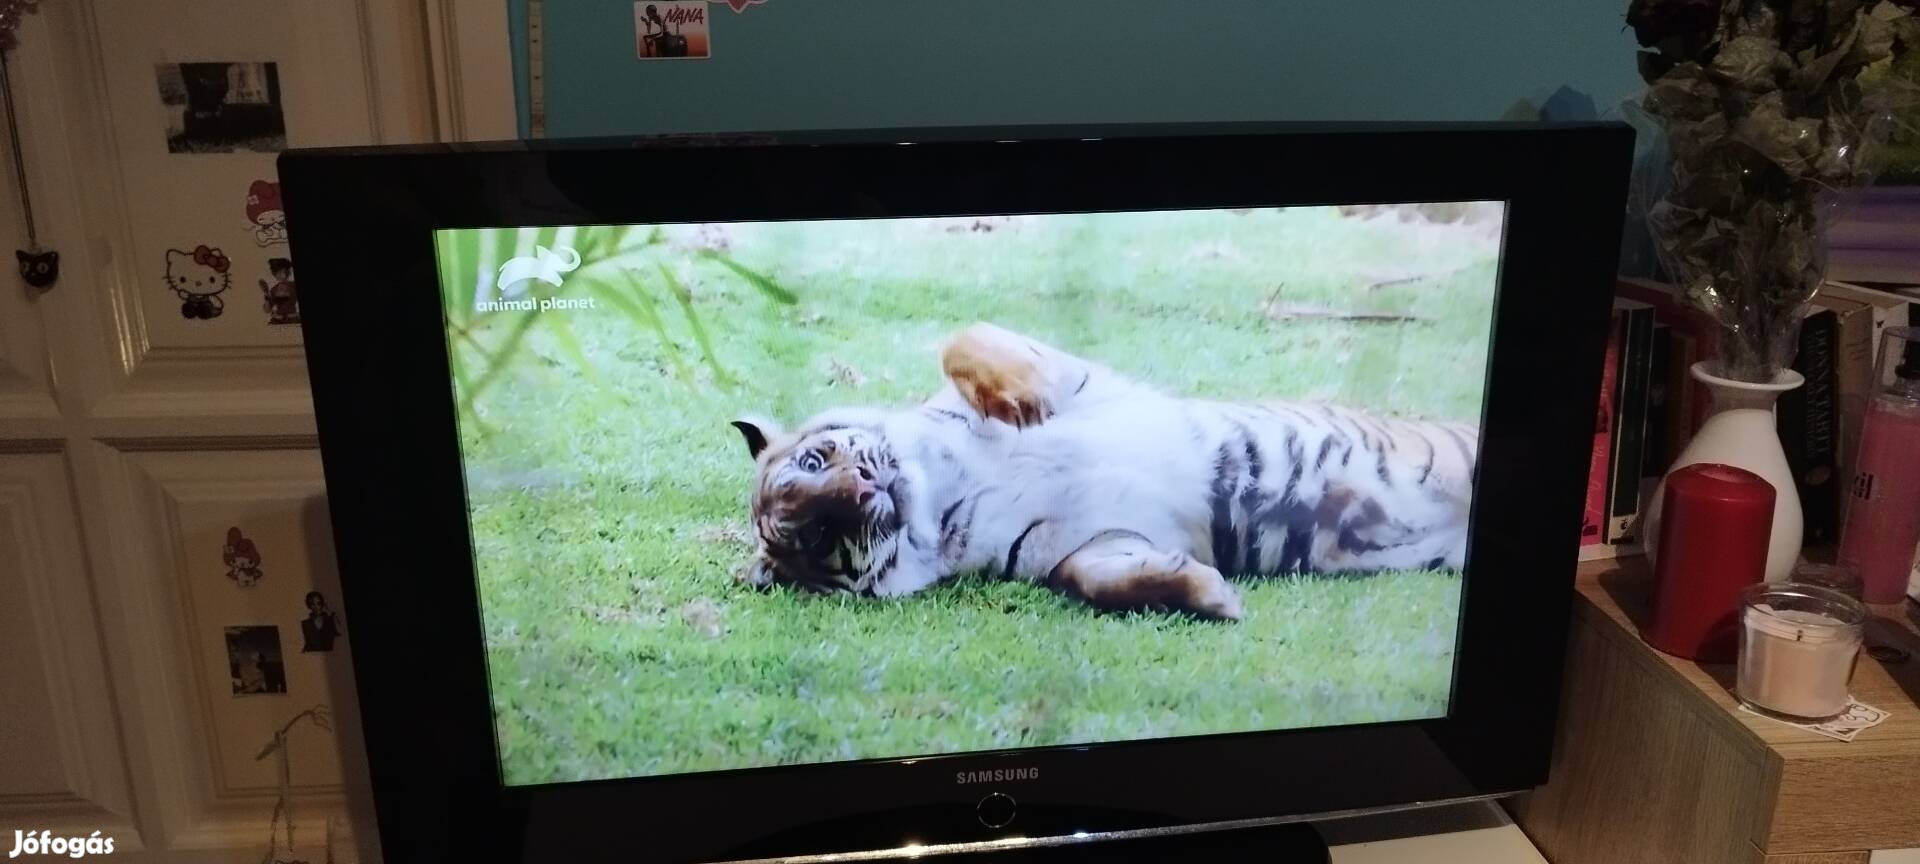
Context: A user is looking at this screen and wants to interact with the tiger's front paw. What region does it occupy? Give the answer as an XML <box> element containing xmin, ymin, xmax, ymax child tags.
<box><xmin>1192</xmin><ymin>582</ymin><xmax>1245</xmax><ymax>621</ymax></box>
<box><xmin>942</xmin><ymin>324</ymin><xmax>1054</xmax><ymax>428</ymax></box>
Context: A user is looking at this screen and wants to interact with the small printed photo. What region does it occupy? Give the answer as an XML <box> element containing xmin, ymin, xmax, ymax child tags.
<box><xmin>636</xmin><ymin>2</ymin><xmax>711</xmax><ymax>59</ymax></box>
<box><xmin>300</xmin><ymin>590</ymin><xmax>341</xmax><ymax>653</ymax></box>
<box><xmin>225</xmin><ymin>625</ymin><xmax>288</xmax><ymax>695</ymax></box>
<box><xmin>260</xmin><ymin>257</ymin><xmax>300</xmax><ymax>326</ymax></box>
<box><xmin>156</xmin><ymin>62</ymin><xmax>287</xmax><ymax>153</ymax></box>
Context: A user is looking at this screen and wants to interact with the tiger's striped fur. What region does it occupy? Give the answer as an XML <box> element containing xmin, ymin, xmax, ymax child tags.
<box><xmin>736</xmin><ymin>324</ymin><xmax>1477</xmax><ymax>620</ymax></box>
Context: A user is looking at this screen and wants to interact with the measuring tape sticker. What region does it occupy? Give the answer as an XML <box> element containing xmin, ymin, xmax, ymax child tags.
<box><xmin>526</xmin><ymin>0</ymin><xmax>545</xmax><ymax>137</ymax></box>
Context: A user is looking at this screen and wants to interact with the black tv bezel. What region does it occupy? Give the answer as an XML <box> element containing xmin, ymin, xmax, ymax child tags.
<box><xmin>281</xmin><ymin>122</ymin><xmax>1631</xmax><ymax>863</ymax></box>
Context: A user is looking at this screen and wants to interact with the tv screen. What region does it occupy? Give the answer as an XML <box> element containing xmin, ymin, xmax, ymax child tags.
<box><xmin>434</xmin><ymin>203</ymin><xmax>1502</xmax><ymax>786</ymax></box>
<box><xmin>284</xmin><ymin>124</ymin><xmax>1631</xmax><ymax>862</ymax></box>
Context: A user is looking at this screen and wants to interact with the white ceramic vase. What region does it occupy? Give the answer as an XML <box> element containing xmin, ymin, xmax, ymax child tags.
<box><xmin>1644</xmin><ymin>361</ymin><xmax>1804</xmax><ymax>583</ymax></box>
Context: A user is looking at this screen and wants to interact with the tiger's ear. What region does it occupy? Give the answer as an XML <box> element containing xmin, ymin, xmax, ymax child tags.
<box><xmin>730</xmin><ymin>416</ymin><xmax>784</xmax><ymax>459</ymax></box>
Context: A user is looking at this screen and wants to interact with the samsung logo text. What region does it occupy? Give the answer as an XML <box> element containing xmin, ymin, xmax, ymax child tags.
<box><xmin>955</xmin><ymin>767</ymin><xmax>1038</xmax><ymax>785</ymax></box>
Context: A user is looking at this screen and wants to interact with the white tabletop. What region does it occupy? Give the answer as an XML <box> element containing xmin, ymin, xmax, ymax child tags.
<box><xmin>1332</xmin><ymin>824</ymin><xmax>1543</xmax><ymax>863</ymax></box>
<box><xmin>1323</xmin><ymin>801</ymin><xmax>1544</xmax><ymax>864</ymax></box>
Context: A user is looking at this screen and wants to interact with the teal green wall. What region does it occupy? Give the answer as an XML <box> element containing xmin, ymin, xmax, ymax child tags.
<box><xmin>511</xmin><ymin>0</ymin><xmax>1639</xmax><ymax>139</ymax></box>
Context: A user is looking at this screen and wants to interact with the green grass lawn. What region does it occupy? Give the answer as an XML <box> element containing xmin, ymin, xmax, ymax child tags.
<box><xmin>440</xmin><ymin>207</ymin><xmax>1496</xmax><ymax>786</ymax></box>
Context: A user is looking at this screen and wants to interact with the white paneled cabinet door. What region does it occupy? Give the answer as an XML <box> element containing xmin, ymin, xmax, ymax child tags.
<box><xmin>0</xmin><ymin>1</ymin><xmax>512</xmax><ymax>861</ymax></box>
<box><xmin>0</xmin><ymin>455</ymin><xmax>136</xmax><ymax>844</ymax></box>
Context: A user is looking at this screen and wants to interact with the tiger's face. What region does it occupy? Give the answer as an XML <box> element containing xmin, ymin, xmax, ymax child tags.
<box><xmin>734</xmin><ymin>420</ymin><xmax>904</xmax><ymax>595</ymax></box>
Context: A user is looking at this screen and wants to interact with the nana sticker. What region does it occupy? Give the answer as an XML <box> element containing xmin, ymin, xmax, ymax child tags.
<box><xmin>222</xmin><ymin>526</ymin><xmax>264</xmax><ymax>586</ymax></box>
<box><xmin>258</xmin><ymin>257</ymin><xmax>299</xmax><ymax>325</ymax></box>
<box><xmin>166</xmin><ymin>245</ymin><xmax>231</xmax><ymax>320</ymax></box>
<box><xmin>246</xmin><ymin>179</ymin><xmax>287</xmax><ymax>246</ymax></box>
<box><xmin>637</xmin><ymin>2</ymin><xmax>711</xmax><ymax>59</ymax></box>
<box><xmin>225</xmin><ymin>625</ymin><xmax>288</xmax><ymax>695</ymax></box>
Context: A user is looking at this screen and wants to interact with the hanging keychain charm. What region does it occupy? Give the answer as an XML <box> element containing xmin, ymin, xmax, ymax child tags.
<box><xmin>1</xmin><ymin>1</ymin><xmax>56</xmax><ymax>292</ymax></box>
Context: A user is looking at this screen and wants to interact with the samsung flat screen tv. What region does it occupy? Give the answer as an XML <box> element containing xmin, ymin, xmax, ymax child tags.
<box><xmin>282</xmin><ymin>122</ymin><xmax>1631</xmax><ymax>863</ymax></box>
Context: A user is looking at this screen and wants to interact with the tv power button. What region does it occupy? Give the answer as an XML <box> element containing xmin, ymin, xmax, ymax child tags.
<box><xmin>976</xmin><ymin>792</ymin><xmax>1017</xmax><ymax>829</ymax></box>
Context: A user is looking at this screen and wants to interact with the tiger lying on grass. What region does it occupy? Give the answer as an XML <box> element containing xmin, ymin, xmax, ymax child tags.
<box><xmin>733</xmin><ymin>324</ymin><xmax>1478</xmax><ymax>621</ymax></box>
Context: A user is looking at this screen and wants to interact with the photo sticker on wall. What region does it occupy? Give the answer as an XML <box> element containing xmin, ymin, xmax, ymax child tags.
<box><xmin>225</xmin><ymin>625</ymin><xmax>287</xmax><ymax>695</ymax></box>
<box><xmin>156</xmin><ymin>62</ymin><xmax>287</xmax><ymax>154</ymax></box>
<box><xmin>301</xmin><ymin>591</ymin><xmax>341</xmax><ymax>653</ymax></box>
<box><xmin>246</xmin><ymin>180</ymin><xmax>288</xmax><ymax>246</ymax></box>
<box><xmin>636</xmin><ymin>2</ymin><xmax>711</xmax><ymax>59</ymax></box>
<box><xmin>166</xmin><ymin>245</ymin><xmax>231</xmax><ymax>320</ymax></box>
<box><xmin>223</xmin><ymin>526</ymin><xmax>264</xmax><ymax>586</ymax></box>
<box><xmin>259</xmin><ymin>257</ymin><xmax>299</xmax><ymax>325</ymax></box>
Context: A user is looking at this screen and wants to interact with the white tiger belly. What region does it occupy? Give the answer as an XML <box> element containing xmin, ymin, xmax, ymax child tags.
<box><xmin>922</xmin><ymin>396</ymin><xmax>1476</xmax><ymax>583</ymax></box>
<box><xmin>931</xmin><ymin>397</ymin><xmax>1217</xmax><ymax>581</ymax></box>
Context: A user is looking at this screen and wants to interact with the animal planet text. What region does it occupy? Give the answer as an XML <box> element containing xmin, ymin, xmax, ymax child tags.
<box><xmin>473</xmin><ymin>295</ymin><xmax>599</xmax><ymax>313</ymax></box>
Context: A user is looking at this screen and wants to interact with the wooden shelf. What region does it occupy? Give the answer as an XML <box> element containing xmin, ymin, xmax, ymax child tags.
<box><xmin>1508</xmin><ymin>558</ymin><xmax>1920</xmax><ymax>864</ymax></box>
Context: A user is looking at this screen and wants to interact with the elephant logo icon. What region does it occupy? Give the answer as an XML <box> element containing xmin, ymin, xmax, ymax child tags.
<box><xmin>495</xmin><ymin>245</ymin><xmax>581</xmax><ymax>297</ymax></box>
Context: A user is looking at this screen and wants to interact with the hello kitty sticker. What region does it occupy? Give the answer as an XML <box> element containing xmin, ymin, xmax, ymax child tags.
<box><xmin>223</xmin><ymin>527</ymin><xmax>264</xmax><ymax>586</ymax></box>
<box><xmin>166</xmin><ymin>245</ymin><xmax>231</xmax><ymax>319</ymax></box>
<box><xmin>245</xmin><ymin>180</ymin><xmax>288</xmax><ymax>246</ymax></box>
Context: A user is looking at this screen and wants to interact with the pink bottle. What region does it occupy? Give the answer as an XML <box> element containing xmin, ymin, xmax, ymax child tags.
<box><xmin>1838</xmin><ymin>326</ymin><xmax>1920</xmax><ymax>604</ymax></box>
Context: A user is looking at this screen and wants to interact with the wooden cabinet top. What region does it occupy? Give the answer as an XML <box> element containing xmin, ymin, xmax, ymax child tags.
<box><xmin>1571</xmin><ymin>559</ymin><xmax>1920</xmax><ymax>855</ymax></box>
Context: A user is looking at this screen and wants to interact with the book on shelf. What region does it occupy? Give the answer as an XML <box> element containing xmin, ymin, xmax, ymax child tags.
<box><xmin>1579</xmin><ymin>296</ymin><xmax>1656</xmax><ymax>561</ymax></box>
<box><xmin>1617</xmin><ymin>278</ymin><xmax>1719</xmax><ymax>446</ymax></box>
<box><xmin>1810</xmin><ymin>292</ymin><xmax>1872</xmax><ymax>499</ymax></box>
<box><xmin>1580</xmin><ymin>305</ymin><xmax>1622</xmax><ymax>552</ymax></box>
<box><xmin>1607</xmin><ymin>299</ymin><xmax>1656</xmax><ymax>545</ymax></box>
<box><xmin>1813</xmin><ymin>283</ymin><xmax>1912</xmax><ymax>546</ymax></box>
<box><xmin>1821</xmin><ymin>281</ymin><xmax>1920</xmax><ymax>359</ymax></box>
<box><xmin>1643</xmin><ymin>322</ymin><xmax>1673</xmax><ymax>484</ymax></box>
<box><xmin>1777</xmin><ymin>308</ymin><xmax>1841</xmax><ymax>546</ymax></box>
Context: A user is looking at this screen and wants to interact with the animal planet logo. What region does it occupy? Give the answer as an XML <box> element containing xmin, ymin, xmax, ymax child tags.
<box><xmin>478</xmin><ymin>245</ymin><xmax>594</xmax><ymax>313</ymax></box>
<box><xmin>496</xmin><ymin>245</ymin><xmax>581</xmax><ymax>296</ymax></box>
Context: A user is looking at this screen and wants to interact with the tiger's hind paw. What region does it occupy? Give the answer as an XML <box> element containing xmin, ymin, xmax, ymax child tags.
<box><xmin>942</xmin><ymin>324</ymin><xmax>1055</xmax><ymax>428</ymax></box>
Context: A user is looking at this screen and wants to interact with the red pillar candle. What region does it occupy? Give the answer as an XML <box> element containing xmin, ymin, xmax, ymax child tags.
<box><xmin>1648</xmin><ymin>463</ymin><xmax>1776</xmax><ymax>662</ymax></box>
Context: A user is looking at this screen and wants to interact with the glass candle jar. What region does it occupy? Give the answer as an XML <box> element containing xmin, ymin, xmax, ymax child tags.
<box><xmin>1736</xmin><ymin>583</ymin><xmax>1867</xmax><ymax>722</ymax></box>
